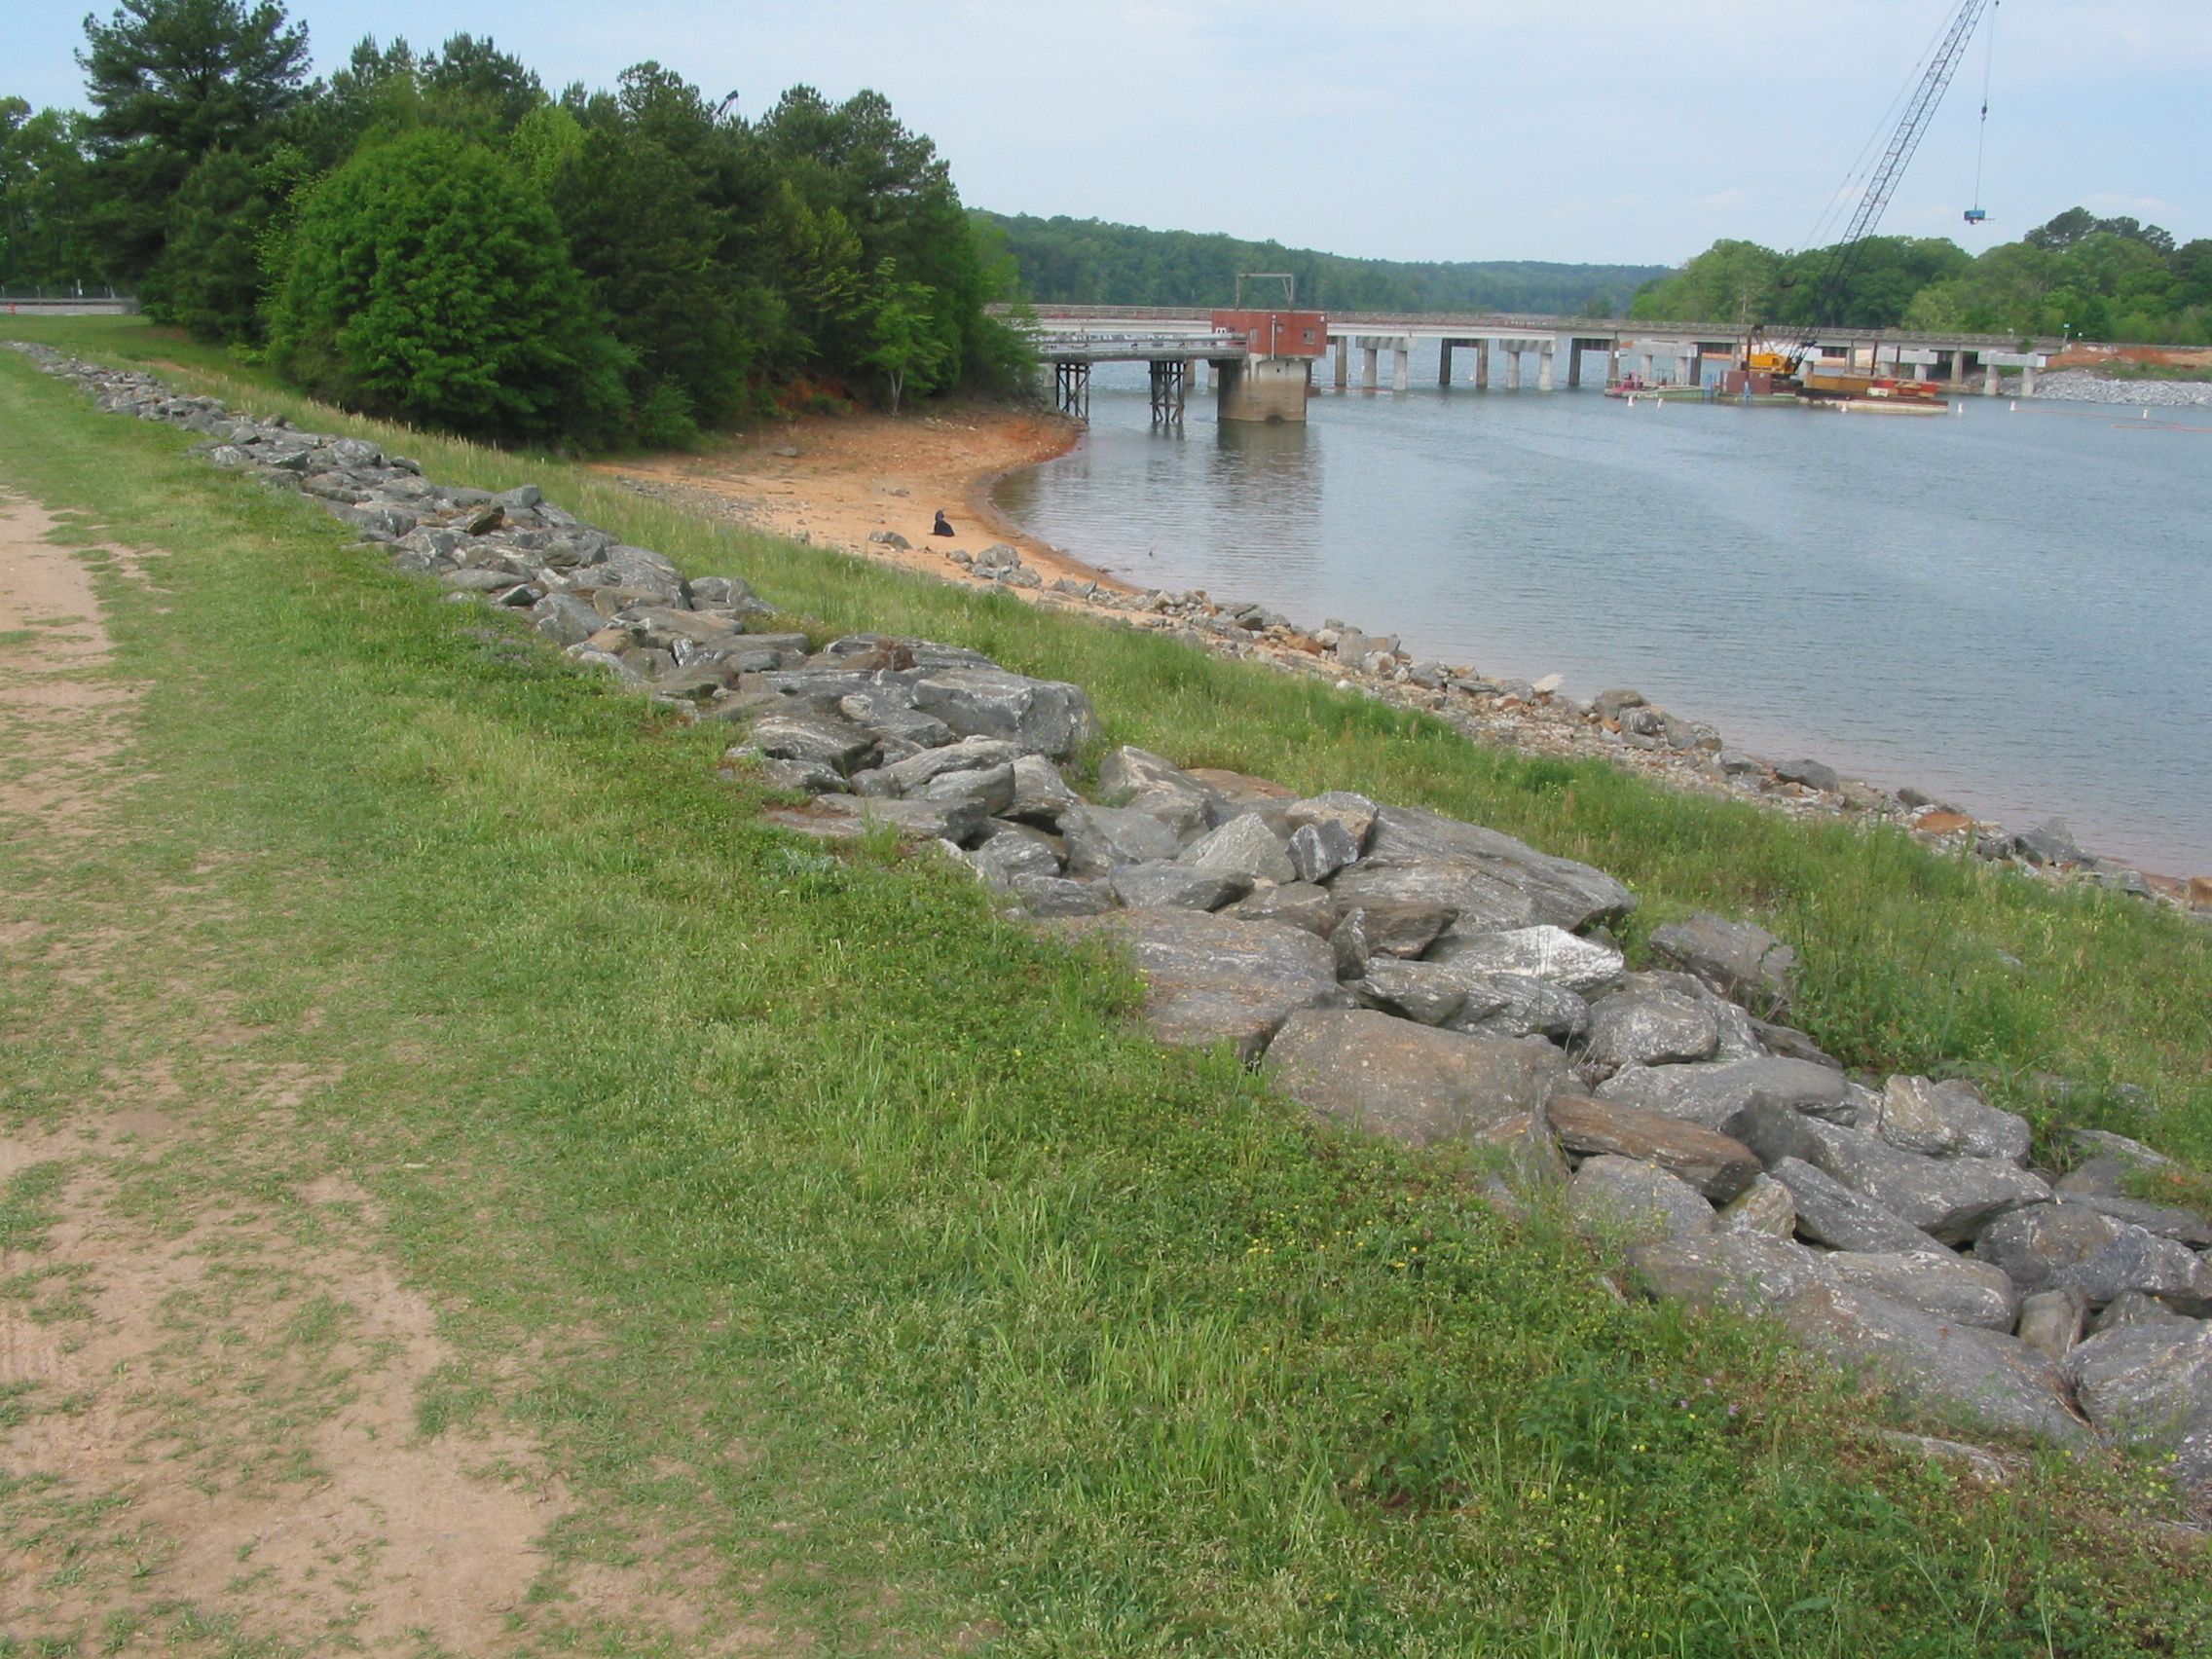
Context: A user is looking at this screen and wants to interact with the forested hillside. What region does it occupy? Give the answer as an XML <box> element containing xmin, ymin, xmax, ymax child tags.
<box><xmin>0</xmin><ymin>1</ymin><xmax>1024</xmax><ymax>444</ymax></box>
<box><xmin>1631</xmin><ymin>210</ymin><xmax>2212</xmax><ymax>344</ymax></box>
<box><xmin>977</xmin><ymin>211</ymin><xmax>1670</xmax><ymax>317</ymax></box>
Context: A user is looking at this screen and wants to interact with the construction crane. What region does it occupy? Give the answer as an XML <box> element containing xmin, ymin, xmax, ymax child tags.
<box><xmin>1746</xmin><ymin>0</ymin><xmax>1996</xmax><ymax>394</ymax></box>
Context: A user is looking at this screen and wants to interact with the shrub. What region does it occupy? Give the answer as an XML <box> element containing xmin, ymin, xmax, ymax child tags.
<box><xmin>268</xmin><ymin>126</ymin><xmax>626</xmax><ymax>441</ymax></box>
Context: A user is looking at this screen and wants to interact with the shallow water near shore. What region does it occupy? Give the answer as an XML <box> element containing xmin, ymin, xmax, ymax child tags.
<box><xmin>995</xmin><ymin>366</ymin><xmax>2212</xmax><ymax>875</ymax></box>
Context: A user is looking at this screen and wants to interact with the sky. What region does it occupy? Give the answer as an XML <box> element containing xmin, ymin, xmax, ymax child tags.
<box><xmin>7</xmin><ymin>0</ymin><xmax>2208</xmax><ymax>267</ymax></box>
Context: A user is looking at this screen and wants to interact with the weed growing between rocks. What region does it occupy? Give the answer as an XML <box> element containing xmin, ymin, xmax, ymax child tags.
<box><xmin>0</xmin><ymin>329</ymin><xmax>2207</xmax><ymax>1653</ymax></box>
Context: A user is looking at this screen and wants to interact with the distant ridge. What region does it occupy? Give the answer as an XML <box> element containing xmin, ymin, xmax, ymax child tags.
<box><xmin>975</xmin><ymin>210</ymin><xmax>1674</xmax><ymax>317</ymax></box>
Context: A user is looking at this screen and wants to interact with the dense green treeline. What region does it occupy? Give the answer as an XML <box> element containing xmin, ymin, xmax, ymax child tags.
<box><xmin>1</xmin><ymin>0</ymin><xmax>1024</xmax><ymax>443</ymax></box>
<box><xmin>977</xmin><ymin>209</ymin><xmax>1670</xmax><ymax>316</ymax></box>
<box><xmin>1633</xmin><ymin>209</ymin><xmax>2212</xmax><ymax>344</ymax></box>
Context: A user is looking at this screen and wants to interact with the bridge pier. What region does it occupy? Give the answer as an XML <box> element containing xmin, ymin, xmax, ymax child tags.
<box><xmin>1362</xmin><ymin>345</ymin><xmax>1379</xmax><ymax>390</ymax></box>
<box><xmin>1537</xmin><ymin>345</ymin><xmax>1555</xmax><ymax>393</ymax></box>
<box><xmin>1505</xmin><ymin>349</ymin><xmax>1522</xmax><ymax>391</ymax></box>
<box><xmin>1334</xmin><ymin>336</ymin><xmax>1349</xmax><ymax>389</ymax></box>
<box><xmin>1438</xmin><ymin>340</ymin><xmax>1453</xmax><ymax>386</ymax></box>
<box><xmin>1051</xmin><ymin>360</ymin><xmax>1090</xmax><ymax>420</ymax></box>
<box><xmin>1149</xmin><ymin>359</ymin><xmax>1188</xmax><ymax>424</ymax></box>
<box><xmin>1475</xmin><ymin>340</ymin><xmax>1490</xmax><ymax>389</ymax></box>
<box><xmin>1393</xmin><ymin>343</ymin><xmax>1410</xmax><ymax>392</ymax></box>
<box><xmin>1983</xmin><ymin>362</ymin><xmax>2000</xmax><ymax>396</ymax></box>
<box><xmin>1217</xmin><ymin>356</ymin><xmax>1313</xmax><ymax>424</ymax></box>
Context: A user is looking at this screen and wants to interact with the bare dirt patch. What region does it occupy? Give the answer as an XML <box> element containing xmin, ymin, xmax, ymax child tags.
<box><xmin>0</xmin><ymin>495</ymin><xmax>139</xmax><ymax>839</ymax></box>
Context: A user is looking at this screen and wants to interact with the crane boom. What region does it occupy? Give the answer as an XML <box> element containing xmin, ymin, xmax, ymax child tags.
<box><xmin>1786</xmin><ymin>0</ymin><xmax>1992</xmax><ymax>348</ymax></box>
<box><xmin>1838</xmin><ymin>0</ymin><xmax>1992</xmax><ymax>252</ymax></box>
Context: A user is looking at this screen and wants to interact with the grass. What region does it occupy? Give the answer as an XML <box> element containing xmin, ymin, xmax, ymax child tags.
<box><xmin>0</xmin><ymin>314</ymin><xmax>2208</xmax><ymax>1654</ymax></box>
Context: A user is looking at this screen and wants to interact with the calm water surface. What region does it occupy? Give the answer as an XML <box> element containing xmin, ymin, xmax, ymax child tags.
<box><xmin>995</xmin><ymin>364</ymin><xmax>2212</xmax><ymax>874</ymax></box>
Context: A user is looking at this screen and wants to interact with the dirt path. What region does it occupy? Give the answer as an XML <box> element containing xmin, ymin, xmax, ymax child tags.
<box><xmin>593</xmin><ymin>399</ymin><xmax>1143</xmax><ymax>599</ymax></box>
<box><xmin>0</xmin><ymin>497</ymin><xmax>780</xmax><ymax>1654</ymax></box>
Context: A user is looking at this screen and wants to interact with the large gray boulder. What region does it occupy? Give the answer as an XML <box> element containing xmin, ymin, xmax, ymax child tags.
<box><xmin>1329</xmin><ymin>902</ymin><xmax>1455</xmax><ymax>976</ymax></box>
<box><xmin>1824</xmin><ymin>1250</ymin><xmax>2020</xmax><ymax>1332</ymax></box>
<box><xmin>1646</xmin><ymin>912</ymin><xmax>1797</xmax><ymax>1016</ymax></box>
<box><xmin>1424</xmin><ymin>926</ymin><xmax>1625</xmax><ymax>995</ymax></box>
<box><xmin>1107</xmin><ymin>861</ymin><xmax>1251</xmax><ymax>912</ymax></box>
<box><xmin>2066</xmin><ymin>1319</ymin><xmax>2212</xmax><ymax>1501</ymax></box>
<box><xmin>1097</xmin><ymin>746</ymin><xmax>1208</xmax><ymax>802</ymax></box>
<box><xmin>1597</xmin><ymin>1055</ymin><xmax>1855</xmax><ymax>1131</ymax></box>
<box><xmin>1778</xmin><ymin>1279</ymin><xmax>2089</xmax><ymax>1446</ymax></box>
<box><xmin>1010</xmin><ymin>874</ymin><xmax>1109</xmax><ymax>917</ymax></box>
<box><xmin>1729</xmin><ymin>1105</ymin><xmax>2052</xmax><ymax>1244</ymax></box>
<box><xmin>1976</xmin><ymin>1204</ymin><xmax>2212</xmax><ymax>1311</ymax></box>
<box><xmin>531</xmin><ymin>591</ymin><xmax>603</xmax><ymax>646</ymax></box>
<box><xmin>1288</xmin><ymin>819</ymin><xmax>1362</xmax><ymax>883</ymax></box>
<box><xmin>1060</xmin><ymin>804</ymin><xmax>1184</xmax><ymax>878</ymax></box>
<box><xmin>1581</xmin><ymin>982</ymin><xmax>1720</xmax><ymax>1073</ymax></box>
<box><xmin>1285</xmin><ymin>792</ymin><xmax>1379</xmax><ymax>848</ymax></box>
<box><xmin>1005</xmin><ymin>754</ymin><xmax>1079</xmax><ymax>827</ymax></box>
<box><xmin>971</xmin><ymin>831</ymin><xmax>1061</xmax><ymax>891</ymax></box>
<box><xmin>1547</xmin><ymin>1095</ymin><xmax>1762</xmax><ymax>1202</ymax></box>
<box><xmin>1441</xmin><ymin>971</ymin><xmax>1592</xmax><ymax>1043</ymax></box>
<box><xmin>1050</xmin><ymin>908</ymin><xmax>1349</xmax><ymax>1061</ymax></box>
<box><xmin>911</xmin><ymin>669</ymin><xmax>1099</xmax><ymax>758</ymax></box>
<box><xmin>1265</xmin><ymin>1010</ymin><xmax>1568</xmax><ymax>1147</ymax></box>
<box><xmin>1568</xmin><ymin>1156</ymin><xmax>1718</xmax><ymax>1244</ymax></box>
<box><xmin>1631</xmin><ymin>1235</ymin><xmax>2089</xmax><ymax>1446</ymax></box>
<box><xmin>1180</xmin><ymin>813</ymin><xmax>1297</xmax><ymax>884</ymax></box>
<box><xmin>920</xmin><ymin>763</ymin><xmax>1016</xmax><ymax>815</ymax></box>
<box><xmin>1222</xmin><ymin>882</ymin><xmax>1340</xmax><ymax>937</ymax></box>
<box><xmin>1357</xmin><ymin>806</ymin><xmax>1636</xmax><ymax>930</ymax></box>
<box><xmin>1872</xmin><ymin>1076</ymin><xmax>2032</xmax><ymax>1164</ymax></box>
<box><xmin>748</xmin><ymin>710</ymin><xmax>879</xmax><ymax>775</ymax></box>
<box><xmin>766</xmin><ymin>793</ymin><xmax>986</xmax><ymax>844</ymax></box>
<box><xmin>1766</xmin><ymin>1157</ymin><xmax>1936</xmax><ymax>1254</ymax></box>
<box><xmin>885</xmin><ymin>736</ymin><xmax>1021</xmax><ymax>793</ymax></box>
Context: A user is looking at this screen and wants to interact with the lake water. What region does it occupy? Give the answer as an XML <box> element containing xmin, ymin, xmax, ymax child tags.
<box><xmin>994</xmin><ymin>361</ymin><xmax>2212</xmax><ymax>876</ymax></box>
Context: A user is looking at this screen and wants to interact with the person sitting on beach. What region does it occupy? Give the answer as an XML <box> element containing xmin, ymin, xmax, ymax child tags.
<box><xmin>931</xmin><ymin>510</ymin><xmax>954</xmax><ymax>537</ymax></box>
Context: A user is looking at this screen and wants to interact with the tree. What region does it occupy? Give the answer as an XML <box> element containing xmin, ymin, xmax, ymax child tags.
<box><xmin>1</xmin><ymin>100</ymin><xmax>100</xmax><ymax>289</ymax></box>
<box><xmin>1630</xmin><ymin>240</ymin><xmax>1780</xmax><ymax>324</ymax></box>
<box><xmin>268</xmin><ymin>127</ymin><xmax>625</xmax><ymax>441</ymax></box>
<box><xmin>137</xmin><ymin>144</ymin><xmax>272</xmax><ymax>336</ymax></box>
<box><xmin>859</xmin><ymin>262</ymin><xmax>951</xmax><ymax>413</ymax></box>
<box><xmin>77</xmin><ymin>0</ymin><xmax>309</xmax><ymax>278</ymax></box>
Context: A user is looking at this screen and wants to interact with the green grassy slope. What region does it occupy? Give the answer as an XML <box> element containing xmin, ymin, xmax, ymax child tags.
<box><xmin>2</xmin><ymin>316</ymin><xmax>2207</xmax><ymax>1653</ymax></box>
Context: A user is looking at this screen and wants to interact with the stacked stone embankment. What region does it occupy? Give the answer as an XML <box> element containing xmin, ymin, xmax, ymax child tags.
<box><xmin>2013</xmin><ymin>369</ymin><xmax>2212</xmax><ymax>408</ymax></box>
<box><xmin>17</xmin><ymin>339</ymin><xmax>2212</xmax><ymax>1504</ymax></box>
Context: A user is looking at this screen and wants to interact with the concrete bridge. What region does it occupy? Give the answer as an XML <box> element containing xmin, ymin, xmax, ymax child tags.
<box><xmin>1004</xmin><ymin>303</ymin><xmax>2063</xmax><ymax>422</ymax></box>
<box><xmin>1</xmin><ymin>295</ymin><xmax>138</xmax><ymax>316</ymax></box>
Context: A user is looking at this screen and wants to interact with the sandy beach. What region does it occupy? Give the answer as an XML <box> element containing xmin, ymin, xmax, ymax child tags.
<box><xmin>589</xmin><ymin>399</ymin><xmax>1140</xmax><ymax>599</ymax></box>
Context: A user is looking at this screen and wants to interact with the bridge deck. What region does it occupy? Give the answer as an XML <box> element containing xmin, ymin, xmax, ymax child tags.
<box><xmin>999</xmin><ymin>303</ymin><xmax>2058</xmax><ymax>355</ymax></box>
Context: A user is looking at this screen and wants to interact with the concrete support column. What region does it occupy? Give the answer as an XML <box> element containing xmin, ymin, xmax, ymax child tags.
<box><xmin>1392</xmin><ymin>344</ymin><xmax>1409</xmax><ymax>392</ymax></box>
<box><xmin>1218</xmin><ymin>356</ymin><xmax>1312</xmax><ymax>424</ymax></box>
<box><xmin>1982</xmin><ymin>363</ymin><xmax>1999</xmax><ymax>396</ymax></box>
<box><xmin>1438</xmin><ymin>341</ymin><xmax>1455</xmax><ymax>385</ymax></box>
<box><xmin>1362</xmin><ymin>346</ymin><xmax>1379</xmax><ymax>390</ymax></box>
<box><xmin>2020</xmin><ymin>364</ymin><xmax>2038</xmax><ymax>397</ymax></box>
<box><xmin>1607</xmin><ymin>347</ymin><xmax>1620</xmax><ymax>386</ymax></box>
<box><xmin>1567</xmin><ymin>344</ymin><xmax>1584</xmax><ymax>389</ymax></box>
<box><xmin>1537</xmin><ymin>347</ymin><xmax>1556</xmax><ymax>392</ymax></box>
<box><xmin>1334</xmin><ymin>335</ymin><xmax>1348</xmax><ymax>389</ymax></box>
<box><xmin>1506</xmin><ymin>350</ymin><xmax>1522</xmax><ymax>390</ymax></box>
<box><xmin>1475</xmin><ymin>340</ymin><xmax>1491</xmax><ymax>388</ymax></box>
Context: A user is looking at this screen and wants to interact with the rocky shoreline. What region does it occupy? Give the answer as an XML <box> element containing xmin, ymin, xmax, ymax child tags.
<box><xmin>16</xmin><ymin>339</ymin><xmax>2212</xmax><ymax>1511</ymax></box>
<box><xmin>778</xmin><ymin>498</ymin><xmax>2208</xmax><ymax>915</ymax></box>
